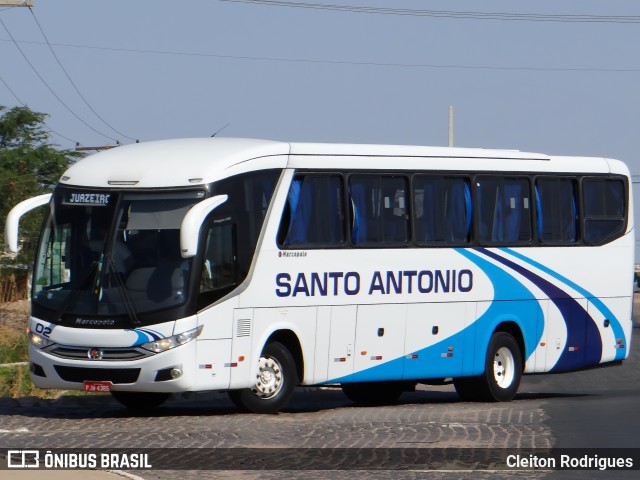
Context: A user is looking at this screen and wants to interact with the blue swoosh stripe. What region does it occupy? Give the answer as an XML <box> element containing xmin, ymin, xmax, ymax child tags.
<box><xmin>128</xmin><ymin>328</ymin><xmax>164</xmax><ymax>346</ymax></box>
<box><xmin>500</xmin><ymin>247</ymin><xmax>626</xmax><ymax>361</ymax></box>
<box><xmin>476</xmin><ymin>248</ymin><xmax>602</xmax><ymax>371</ymax></box>
<box><xmin>330</xmin><ymin>247</ymin><xmax>543</xmax><ymax>384</ymax></box>
<box><xmin>138</xmin><ymin>328</ymin><xmax>163</xmax><ymax>341</ymax></box>
<box><xmin>457</xmin><ymin>248</ymin><xmax>543</xmax><ymax>361</ymax></box>
<box><xmin>129</xmin><ymin>330</ymin><xmax>151</xmax><ymax>346</ymax></box>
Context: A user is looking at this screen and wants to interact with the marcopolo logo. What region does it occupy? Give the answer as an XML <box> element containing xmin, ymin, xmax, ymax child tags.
<box><xmin>87</xmin><ymin>348</ymin><xmax>103</xmax><ymax>361</ymax></box>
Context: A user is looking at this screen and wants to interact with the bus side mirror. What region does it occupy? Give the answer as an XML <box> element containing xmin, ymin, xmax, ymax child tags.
<box><xmin>180</xmin><ymin>194</ymin><xmax>228</xmax><ymax>258</ymax></box>
<box><xmin>5</xmin><ymin>193</ymin><xmax>52</xmax><ymax>254</ymax></box>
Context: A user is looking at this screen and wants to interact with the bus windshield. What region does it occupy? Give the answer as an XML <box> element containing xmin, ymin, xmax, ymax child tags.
<box><xmin>33</xmin><ymin>189</ymin><xmax>204</xmax><ymax>321</ymax></box>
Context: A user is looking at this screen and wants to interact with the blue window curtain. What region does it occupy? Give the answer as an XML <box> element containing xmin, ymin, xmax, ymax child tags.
<box><xmin>535</xmin><ymin>185</ymin><xmax>543</xmax><ymax>240</ymax></box>
<box><xmin>349</xmin><ymin>176</ymin><xmax>407</xmax><ymax>245</ymax></box>
<box><xmin>583</xmin><ymin>178</ymin><xmax>625</xmax><ymax>244</ymax></box>
<box><xmin>464</xmin><ymin>181</ymin><xmax>472</xmax><ymax>239</ymax></box>
<box><xmin>283</xmin><ymin>178</ymin><xmax>302</xmax><ymax>245</ymax></box>
<box><xmin>446</xmin><ymin>180</ymin><xmax>470</xmax><ymax>242</ymax></box>
<box><xmin>415</xmin><ymin>176</ymin><xmax>470</xmax><ymax>244</ymax></box>
<box><xmin>421</xmin><ymin>180</ymin><xmax>438</xmax><ymax>242</ymax></box>
<box><xmin>478</xmin><ymin>178</ymin><xmax>530</xmax><ymax>244</ymax></box>
<box><xmin>536</xmin><ymin>179</ymin><xmax>577</xmax><ymax>244</ymax></box>
<box><xmin>350</xmin><ymin>182</ymin><xmax>366</xmax><ymax>244</ymax></box>
<box><xmin>503</xmin><ymin>181</ymin><xmax>523</xmax><ymax>242</ymax></box>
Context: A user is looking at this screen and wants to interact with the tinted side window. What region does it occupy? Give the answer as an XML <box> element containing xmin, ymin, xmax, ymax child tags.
<box><xmin>278</xmin><ymin>175</ymin><xmax>345</xmax><ymax>247</ymax></box>
<box><xmin>477</xmin><ymin>177</ymin><xmax>531</xmax><ymax>244</ymax></box>
<box><xmin>535</xmin><ymin>178</ymin><xmax>577</xmax><ymax>244</ymax></box>
<box><xmin>413</xmin><ymin>176</ymin><xmax>471</xmax><ymax>245</ymax></box>
<box><xmin>199</xmin><ymin>170</ymin><xmax>280</xmax><ymax>308</ymax></box>
<box><xmin>349</xmin><ymin>175</ymin><xmax>408</xmax><ymax>245</ymax></box>
<box><xmin>583</xmin><ymin>178</ymin><xmax>626</xmax><ymax>244</ymax></box>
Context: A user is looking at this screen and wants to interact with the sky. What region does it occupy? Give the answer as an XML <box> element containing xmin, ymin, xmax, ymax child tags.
<box><xmin>0</xmin><ymin>0</ymin><xmax>639</xmax><ymax>174</ymax></box>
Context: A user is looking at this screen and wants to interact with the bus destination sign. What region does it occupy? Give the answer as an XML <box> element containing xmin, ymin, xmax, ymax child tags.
<box><xmin>63</xmin><ymin>192</ymin><xmax>111</xmax><ymax>206</ymax></box>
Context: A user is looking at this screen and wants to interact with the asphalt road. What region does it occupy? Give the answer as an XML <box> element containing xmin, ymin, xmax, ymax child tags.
<box><xmin>1</xmin><ymin>296</ymin><xmax>639</xmax><ymax>480</ymax></box>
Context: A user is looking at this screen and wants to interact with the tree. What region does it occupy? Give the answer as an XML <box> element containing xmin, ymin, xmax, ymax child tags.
<box><xmin>0</xmin><ymin>105</ymin><xmax>83</xmax><ymax>267</ymax></box>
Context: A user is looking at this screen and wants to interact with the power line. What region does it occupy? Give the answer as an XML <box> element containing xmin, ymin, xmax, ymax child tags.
<box><xmin>218</xmin><ymin>0</ymin><xmax>640</xmax><ymax>24</ymax></box>
<box><xmin>0</xmin><ymin>15</ymin><xmax>118</xmax><ymax>142</ymax></box>
<box><xmin>0</xmin><ymin>72</ymin><xmax>79</xmax><ymax>145</ymax></box>
<box><xmin>1</xmin><ymin>37</ymin><xmax>638</xmax><ymax>73</ymax></box>
<box><xmin>0</xmin><ymin>73</ymin><xmax>24</xmax><ymax>108</ymax></box>
<box><xmin>28</xmin><ymin>8</ymin><xmax>137</xmax><ymax>142</ymax></box>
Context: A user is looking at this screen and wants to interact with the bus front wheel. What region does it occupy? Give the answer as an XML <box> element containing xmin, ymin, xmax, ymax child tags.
<box><xmin>453</xmin><ymin>331</ymin><xmax>522</xmax><ymax>402</ymax></box>
<box><xmin>228</xmin><ymin>341</ymin><xmax>296</xmax><ymax>414</ymax></box>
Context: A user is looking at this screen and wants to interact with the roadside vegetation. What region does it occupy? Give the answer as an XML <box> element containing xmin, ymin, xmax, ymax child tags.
<box><xmin>0</xmin><ymin>308</ymin><xmax>103</xmax><ymax>399</ymax></box>
<box><xmin>0</xmin><ymin>323</ymin><xmax>37</xmax><ymax>397</ymax></box>
<box><xmin>0</xmin><ymin>301</ymin><xmax>61</xmax><ymax>398</ymax></box>
<box><xmin>0</xmin><ymin>105</ymin><xmax>82</xmax><ymax>398</ymax></box>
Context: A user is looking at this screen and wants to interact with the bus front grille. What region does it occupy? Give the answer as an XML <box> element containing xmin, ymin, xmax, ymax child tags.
<box><xmin>47</xmin><ymin>346</ymin><xmax>151</xmax><ymax>361</ymax></box>
<box><xmin>54</xmin><ymin>366</ymin><xmax>140</xmax><ymax>384</ymax></box>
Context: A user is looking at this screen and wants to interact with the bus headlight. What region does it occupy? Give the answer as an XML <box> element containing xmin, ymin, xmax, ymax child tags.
<box><xmin>140</xmin><ymin>326</ymin><xmax>203</xmax><ymax>353</ymax></box>
<box><xmin>29</xmin><ymin>332</ymin><xmax>54</xmax><ymax>349</ymax></box>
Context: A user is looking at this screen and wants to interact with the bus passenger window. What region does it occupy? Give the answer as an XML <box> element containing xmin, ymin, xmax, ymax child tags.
<box><xmin>413</xmin><ymin>176</ymin><xmax>471</xmax><ymax>245</ymax></box>
<box><xmin>583</xmin><ymin>178</ymin><xmax>626</xmax><ymax>244</ymax></box>
<box><xmin>477</xmin><ymin>177</ymin><xmax>532</xmax><ymax>244</ymax></box>
<box><xmin>535</xmin><ymin>178</ymin><xmax>577</xmax><ymax>244</ymax></box>
<box><xmin>349</xmin><ymin>175</ymin><xmax>408</xmax><ymax>245</ymax></box>
<box><xmin>278</xmin><ymin>175</ymin><xmax>345</xmax><ymax>247</ymax></box>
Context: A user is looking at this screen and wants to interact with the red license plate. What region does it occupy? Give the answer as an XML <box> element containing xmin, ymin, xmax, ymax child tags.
<box><xmin>83</xmin><ymin>381</ymin><xmax>112</xmax><ymax>393</ymax></box>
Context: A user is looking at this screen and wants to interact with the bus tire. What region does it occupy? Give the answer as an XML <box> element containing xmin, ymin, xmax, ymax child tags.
<box><xmin>452</xmin><ymin>376</ymin><xmax>481</xmax><ymax>402</ymax></box>
<box><xmin>454</xmin><ymin>331</ymin><xmax>522</xmax><ymax>402</ymax></box>
<box><xmin>227</xmin><ymin>342</ymin><xmax>296</xmax><ymax>414</ymax></box>
<box><xmin>111</xmin><ymin>391</ymin><xmax>171</xmax><ymax>410</ymax></box>
<box><xmin>341</xmin><ymin>381</ymin><xmax>404</xmax><ymax>406</ymax></box>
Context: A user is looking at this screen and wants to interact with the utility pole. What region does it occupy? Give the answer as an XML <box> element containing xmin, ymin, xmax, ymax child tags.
<box><xmin>0</xmin><ymin>1</ymin><xmax>34</xmax><ymax>6</ymax></box>
<box><xmin>448</xmin><ymin>106</ymin><xmax>454</xmax><ymax>147</ymax></box>
<box><xmin>75</xmin><ymin>142</ymin><xmax>120</xmax><ymax>152</ymax></box>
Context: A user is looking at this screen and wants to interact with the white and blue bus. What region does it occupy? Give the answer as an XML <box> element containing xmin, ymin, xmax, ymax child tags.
<box><xmin>5</xmin><ymin>138</ymin><xmax>634</xmax><ymax>413</ymax></box>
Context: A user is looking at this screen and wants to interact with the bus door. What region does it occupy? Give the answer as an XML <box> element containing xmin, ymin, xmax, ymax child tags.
<box><xmin>588</xmin><ymin>297</ymin><xmax>629</xmax><ymax>363</ymax></box>
<box><xmin>403</xmin><ymin>302</ymin><xmax>472</xmax><ymax>380</ymax></box>
<box><xmin>352</xmin><ymin>304</ymin><xmax>407</xmax><ymax>382</ymax></box>
<box><xmin>547</xmin><ymin>298</ymin><xmax>588</xmax><ymax>371</ymax></box>
<box><xmin>326</xmin><ymin>305</ymin><xmax>357</xmax><ymax>381</ymax></box>
<box><xmin>528</xmin><ymin>300</ymin><xmax>548</xmax><ymax>372</ymax></box>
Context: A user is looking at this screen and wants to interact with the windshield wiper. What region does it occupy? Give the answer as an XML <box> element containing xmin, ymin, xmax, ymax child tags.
<box><xmin>106</xmin><ymin>256</ymin><xmax>141</xmax><ymax>328</ymax></box>
<box><xmin>55</xmin><ymin>260</ymin><xmax>99</xmax><ymax>324</ymax></box>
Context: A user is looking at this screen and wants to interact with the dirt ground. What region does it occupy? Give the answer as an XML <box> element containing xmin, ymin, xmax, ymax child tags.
<box><xmin>0</xmin><ymin>299</ymin><xmax>30</xmax><ymax>331</ymax></box>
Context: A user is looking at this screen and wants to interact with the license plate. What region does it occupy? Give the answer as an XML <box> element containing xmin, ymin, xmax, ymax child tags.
<box><xmin>83</xmin><ymin>381</ymin><xmax>112</xmax><ymax>393</ymax></box>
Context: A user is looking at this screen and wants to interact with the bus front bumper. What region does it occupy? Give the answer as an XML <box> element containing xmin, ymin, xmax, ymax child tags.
<box><xmin>28</xmin><ymin>340</ymin><xmax>199</xmax><ymax>393</ymax></box>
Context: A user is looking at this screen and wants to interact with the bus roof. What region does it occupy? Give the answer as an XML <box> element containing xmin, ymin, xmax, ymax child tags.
<box><xmin>288</xmin><ymin>142</ymin><xmax>550</xmax><ymax>160</ymax></box>
<box><xmin>59</xmin><ymin>137</ymin><xmax>626</xmax><ymax>188</ymax></box>
<box><xmin>60</xmin><ymin>138</ymin><xmax>289</xmax><ymax>188</ymax></box>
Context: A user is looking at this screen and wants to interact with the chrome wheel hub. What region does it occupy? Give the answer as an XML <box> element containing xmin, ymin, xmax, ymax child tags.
<box><xmin>252</xmin><ymin>356</ymin><xmax>283</xmax><ymax>399</ymax></box>
<box><xmin>493</xmin><ymin>346</ymin><xmax>515</xmax><ymax>389</ymax></box>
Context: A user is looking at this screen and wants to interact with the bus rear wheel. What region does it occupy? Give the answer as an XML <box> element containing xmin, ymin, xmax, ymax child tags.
<box><xmin>341</xmin><ymin>381</ymin><xmax>404</xmax><ymax>406</ymax></box>
<box><xmin>111</xmin><ymin>391</ymin><xmax>171</xmax><ymax>410</ymax></box>
<box><xmin>228</xmin><ymin>342</ymin><xmax>296</xmax><ymax>414</ymax></box>
<box><xmin>453</xmin><ymin>331</ymin><xmax>522</xmax><ymax>402</ymax></box>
